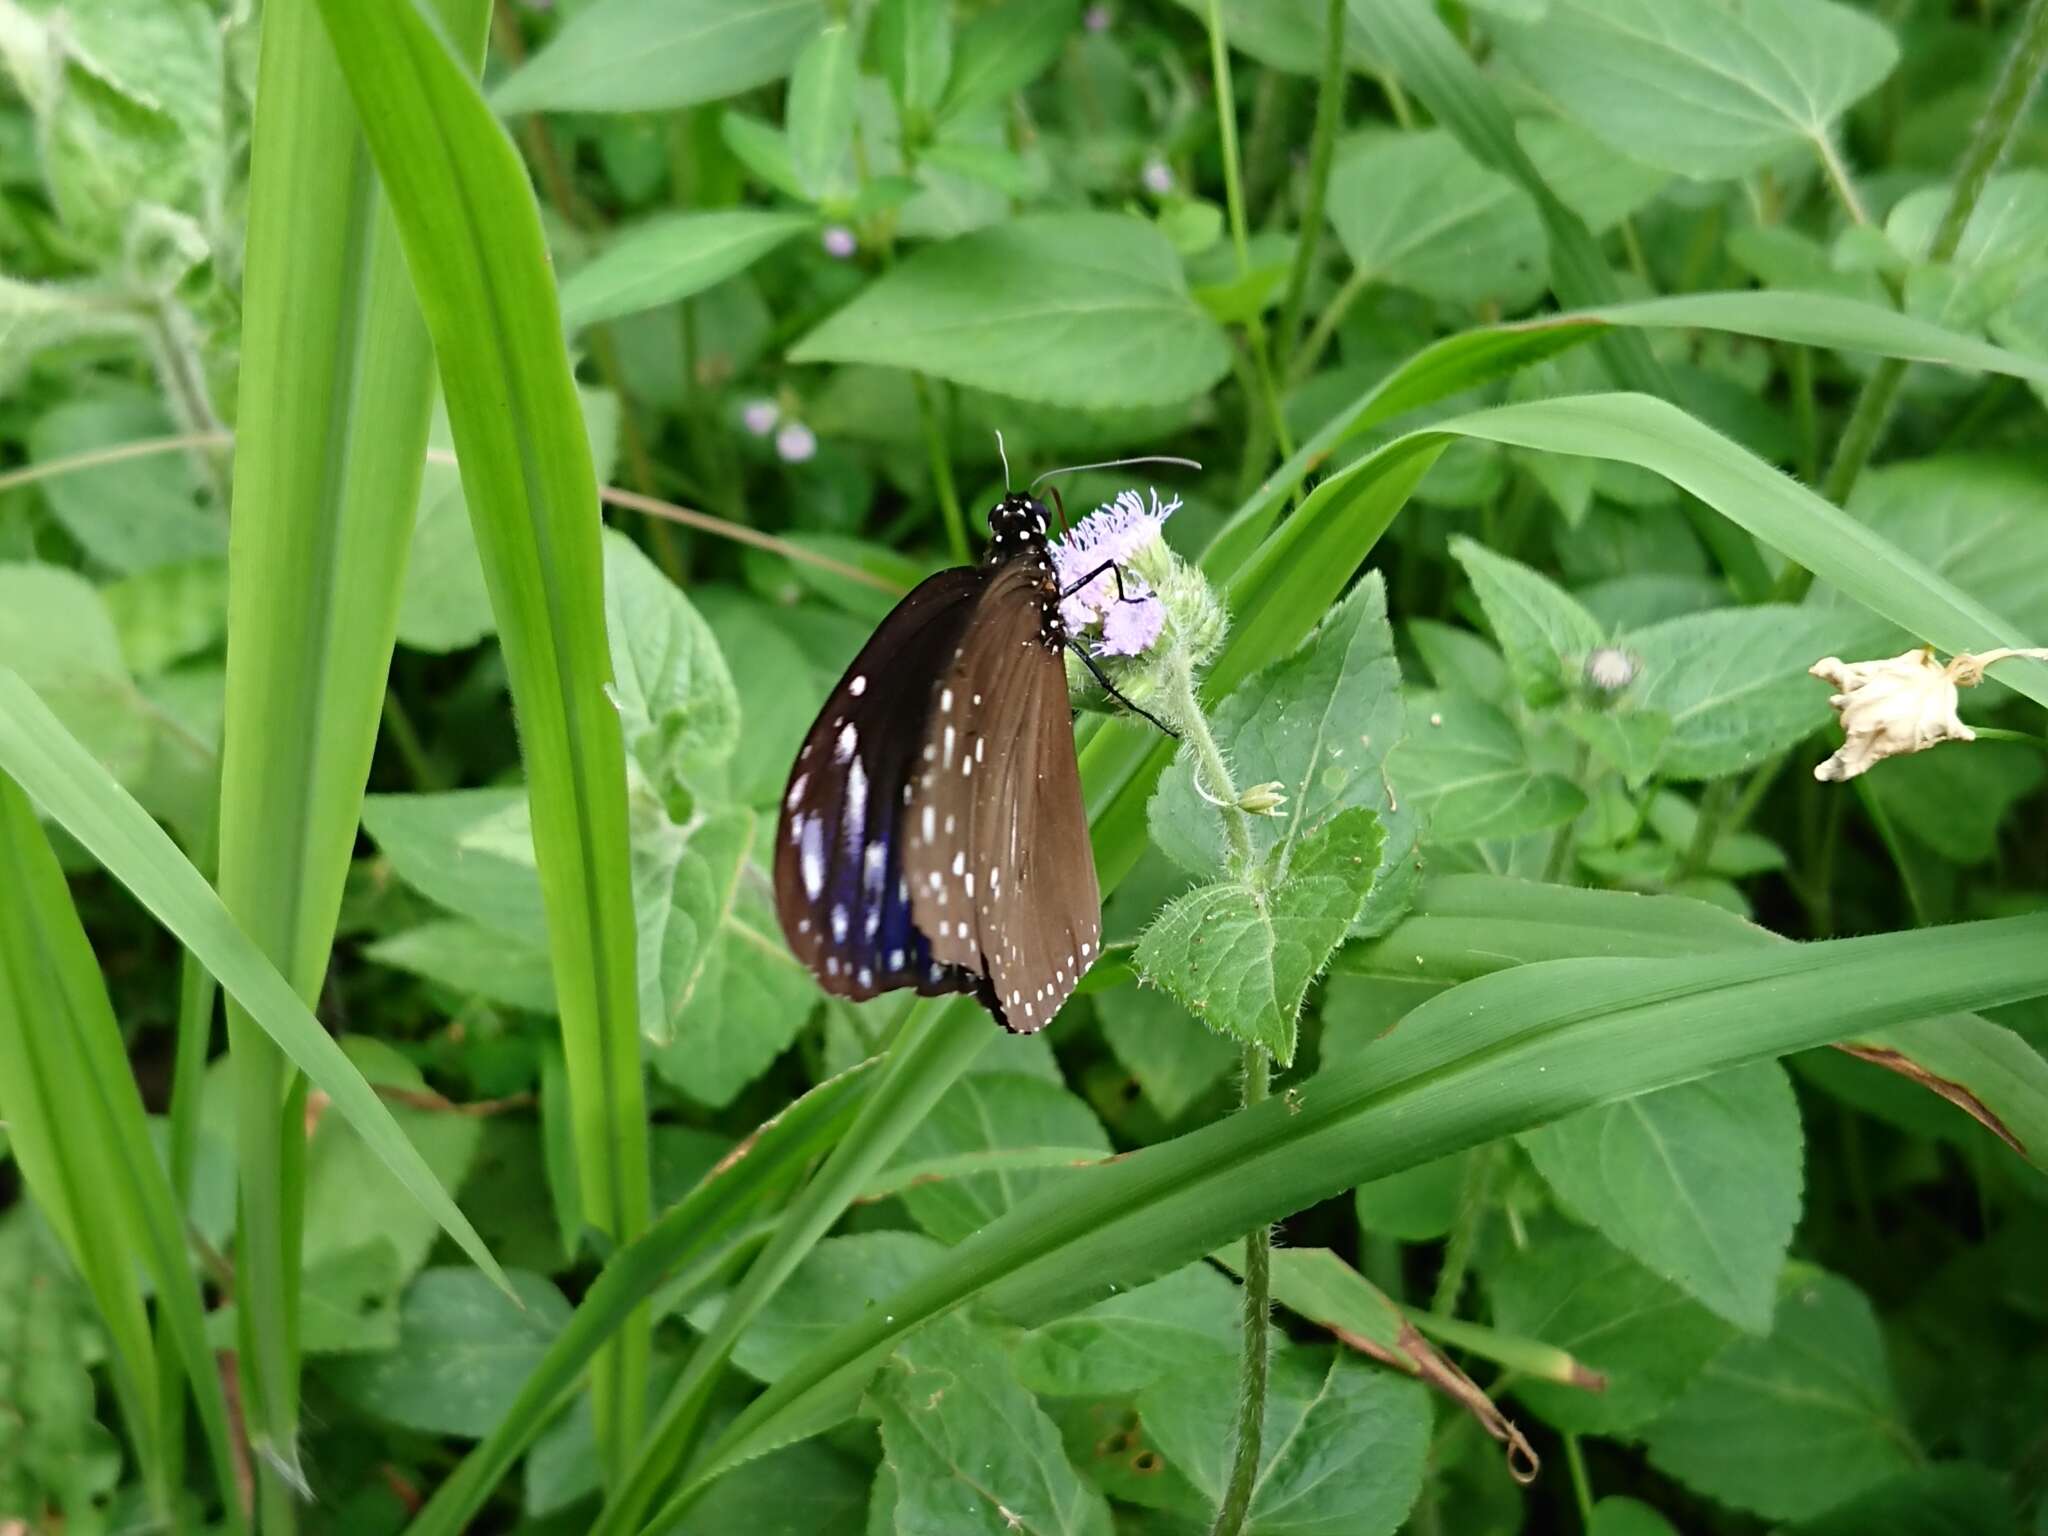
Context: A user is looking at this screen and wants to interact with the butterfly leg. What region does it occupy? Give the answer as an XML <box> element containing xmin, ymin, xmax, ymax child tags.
<box><xmin>1060</xmin><ymin>559</ymin><xmax>1151</xmax><ymax>603</ymax></box>
<box><xmin>1066</xmin><ymin>641</ymin><xmax>1179</xmax><ymax>739</ymax></box>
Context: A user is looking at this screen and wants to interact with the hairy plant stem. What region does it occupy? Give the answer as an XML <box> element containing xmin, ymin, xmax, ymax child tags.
<box><xmin>1782</xmin><ymin>0</ymin><xmax>2048</xmax><ymax>601</ymax></box>
<box><xmin>1158</xmin><ymin>638</ymin><xmax>1267</xmax><ymax>1536</ymax></box>
<box><xmin>1208</xmin><ymin>1047</ymin><xmax>1272</xmax><ymax>1536</ymax></box>
<box><xmin>1274</xmin><ymin>0</ymin><xmax>1347</xmax><ymax>373</ymax></box>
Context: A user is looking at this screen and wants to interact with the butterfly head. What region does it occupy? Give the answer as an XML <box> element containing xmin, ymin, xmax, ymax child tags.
<box><xmin>985</xmin><ymin>492</ymin><xmax>1052</xmax><ymax>558</ymax></box>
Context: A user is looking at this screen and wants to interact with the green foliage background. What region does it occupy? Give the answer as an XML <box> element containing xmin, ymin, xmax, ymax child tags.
<box><xmin>0</xmin><ymin>0</ymin><xmax>2046</xmax><ymax>1533</ymax></box>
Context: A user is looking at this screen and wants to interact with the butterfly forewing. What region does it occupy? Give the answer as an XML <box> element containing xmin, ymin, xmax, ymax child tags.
<box><xmin>773</xmin><ymin>566</ymin><xmax>990</xmax><ymax>1004</ymax></box>
<box><xmin>903</xmin><ymin>561</ymin><xmax>1100</xmax><ymax>1032</ymax></box>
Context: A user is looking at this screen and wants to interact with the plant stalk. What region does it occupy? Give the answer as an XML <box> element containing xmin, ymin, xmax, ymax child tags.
<box><xmin>1785</xmin><ymin>0</ymin><xmax>2048</xmax><ymax>600</ymax></box>
<box><xmin>1274</xmin><ymin>0</ymin><xmax>1347</xmax><ymax>373</ymax></box>
<box><xmin>1207</xmin><ymin>1046</ymin><xmax>1271</xmax><ymax>1536</ymax></box>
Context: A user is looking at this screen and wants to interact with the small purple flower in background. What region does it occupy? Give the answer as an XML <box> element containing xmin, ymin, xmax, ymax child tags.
<box><xmin>821</xmin><ymin>224</ymin><xmax>857</xmax><ymax>259</ymax></box>
<box><xmin>1084</xmin><ymin>3</ymin><xmax>1111</xmax><ymax>30</ymax></box>
<box><xmin>742</xmin><ymin>399</ymin><xmax>780</xmax><ymax>437</ymax></box>
<box><xmin>1050</xmin><ymin>487</ymin><xmax>1179</xmax><ymax>655</ymax></box>
<box><xmin>775</xmin><ymin>421</ymin><xmax>818</xmax><ymax>463</ymax></box>
<box><xmin>1141</xmin><ymin>157</ymin><xmax>1174</xmax><ymax>196</ymax></box>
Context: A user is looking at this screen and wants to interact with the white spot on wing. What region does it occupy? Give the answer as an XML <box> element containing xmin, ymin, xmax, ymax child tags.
<box><xmin>835</xmin><ymin>723</ymin><xmax>858</xmax><ymax>763</ymax></box>
<box><xmin>849</xmin><ymin>675</ymin><xmax>867</xmax><ymax>696</ymax></box>
<box><xmin>844</xmin><ymin>756</ymin><xmax>868</xmax><ymax>848</ymax></box>
<box><xmin>831</xmin><ymin>905</ymin><xmax>848</xmax><ymax>942</ymax></box>
<box><xmin>786</xmin><ymin>773</ymin><xmax>808</xmax><ymax>809</ymax></box>
<box><xmin>921</xmin><ymin>805</ymin><xmax>935</xmax><ymax>844</ymax></box>
<box><xmin>799</xmin><ymin>816</ymin><xmax>825</xmax><ymax>900</ymax></box>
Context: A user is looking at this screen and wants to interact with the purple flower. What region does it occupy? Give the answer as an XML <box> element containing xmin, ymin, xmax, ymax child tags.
<box><xmin>1050</xmin><ymin>486</ymin><xmax>1179</xmax><ymax>653</ymax></box>
<box><xmin>775</xmin><ymin>420</ymin><xmax>818</xmax><ymax>463</ymax></box>
<box><xmin>821</xmin><ymin>224</ymin><xmax>857</xmax><ymax>259</ymax></box>
<box><xmin>1098</xmin><ymin>591</ymin><xmax>1165</xmax><ymax>656</ymax></box>
<box><xmin>1141</xmin><ymin>157</ymin><xmax>1174</xmax><ymax>196</ymax></box>
<box><xmin>1084</xmin><ymin>3</ymin><xmax>1111</xmax><ymax>29</ymax></box>
<box><xmin>742</xmin><ymin>399</ymin><xmax>780</xmax><ymax>437</ymax></box>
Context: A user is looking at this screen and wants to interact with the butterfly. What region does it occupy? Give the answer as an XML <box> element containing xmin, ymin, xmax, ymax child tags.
<box><xmin>772</xmin><ymin>472</ymin><xmax>1180</xmax><ymax>1033</ymax></box>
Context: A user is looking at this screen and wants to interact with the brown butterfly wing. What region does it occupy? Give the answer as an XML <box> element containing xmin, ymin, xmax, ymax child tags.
<box><xmin>902</xmin><ymin>560</ymin><xmax>1101</xmax><ymax>1032</ymax></box>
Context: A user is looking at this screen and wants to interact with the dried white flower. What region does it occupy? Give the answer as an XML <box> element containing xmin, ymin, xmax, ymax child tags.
<box><xmin>1810</xmin><ymin>646</ymin><xmax>2048</xmax><ymax>781</ymax></box>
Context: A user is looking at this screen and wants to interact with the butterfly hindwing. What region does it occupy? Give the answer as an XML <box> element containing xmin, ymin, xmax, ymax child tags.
<box><xmin>773</xmin><ymin>566</ymin><xmax>989</xmax><ymax>1003</ymax></box>
<box><xmin>903</xmin><ymin>561</ymin><xmax>1100</xmax><ymax>1032</ymax></box>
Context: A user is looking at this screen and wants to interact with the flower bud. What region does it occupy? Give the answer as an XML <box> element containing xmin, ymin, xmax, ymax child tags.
<box><xmin>1236</xmin><ymin>782</ymin><xmax>1288</xmax><ymax>816</ymax></box>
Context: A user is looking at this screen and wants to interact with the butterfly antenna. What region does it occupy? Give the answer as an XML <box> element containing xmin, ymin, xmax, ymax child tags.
<box><xmin>1030</xmin><ymin>454</ymin><xmax>1202</xmax><ymax>488</ymax></box>
<box><xmin>995</xmin><ymin>429</ymin><xmax>1012</xmax><ymax>490</ymax></box>
<box><xmin>1046</xmin><ymin>482</ymin><xmax>1069</xmax><ymax>534</ymax></box>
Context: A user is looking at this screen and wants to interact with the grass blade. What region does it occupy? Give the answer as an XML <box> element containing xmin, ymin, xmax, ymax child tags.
<box><xmin>0</xmin><ymin>672</ymin><xmax>508</xmax><ymax>1286</ymax></box>
<box><xmin>313</xmin><ymin>0</ymin><xmax>653</xmax><ymax>1473</ymax></box>
<box><xmin>403</xmin><ymin>1059</ymin><xmax>880</xmax><ymax>1536</ymax></box>
<box><xmin>0</xmin><ymin>778</ymin><xmax>241</xmax><ymax>1524</ymax></box>
<box><xmin>670</xmin><ymin>913</ymin><xmax>2048</xmax><ymax>1521</ymax></box>
<box><xmin>214</xmin><ymin>0</ymin><xmax>486</xmax><ymax>1506</ymax></box>
<box><xmin>596</xmin><ymin>1001</ymin><xmax>985</xmax><ymax>1532</ymax></box>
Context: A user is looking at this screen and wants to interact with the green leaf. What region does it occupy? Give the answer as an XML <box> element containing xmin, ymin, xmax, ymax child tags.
<box><xmin>681</xmin><ymin>1439</ymin><xmax>873</xmax><ymax>1536</ymax></box>
<box><xmin>1622</xmin><ymin>605</ymin><xmax>1856</xmax><ymax>780</ymax></box>
<box><xmin>1886</xmin><ymin>172</ymin><xmax>2048</xmax><ymax>327</ymax></box>
<box><xmin>870</xmin><ymin>1312</ymin><xmax>1113</xmax><ymax>1536</ymax></box>
<box><xmin>1784</xmin><ymin>1466</ymin><xmax>2018</xmax><ymax>1536</ymax></box>
<box><xmin>787</xmin><ymin>21</ymin><xmax>857</xmax><ymax>200</ymax></box>
<box><xmin>1449</xmin><ymin>536</ymin><xmax>1606</xmax><ymax>707</ymax></box>
<box><xmin>937</xmin><ymin>0</ymin><xmax>1079</xmax><ymax>123</ymax></box>
<box><xmin>790</xmin><ymin>213</ymin><xmax>1231</xmax><ymax>409</ymax></box>
<box><xmin>1139</xmin><ymin>1346</ymin><xmax>1430</xmax><ymax>1536</ymax></box>
<box><xmin>1642</xmin><ymin>1268</ymin><xmax>1916</xmax><ymax>1521</ymax></box>
<box><xmin>99</xmin><ymin>558</ymin><xmax>229</xmax><ymax>676</ymax></box>
<box><xmin>493</xmin><ymin>0</ymin><xmax>825</xmax><ymax>114</ymax></box>
<box><xmin>694</xmin><ymin>1231</ymin><xmax>944</xmax><ymax>1389</ymax></box>
<box><xmin>27</xmin><ymin>392</ymin><xmax>222</xmax><ymax>574</ymax></box>
<box><xmin>1352</xmin><ymin>1152</ymin><xmax>1469</xmax><ymax>1242</ymax></box>
<box><xmin>1100</xmin><ymin>984</ymin><xmax>1239</xmax><ymax>1121</ymax></box>
<box><xmin>603</xmin><ymin>531</ymin><xmax>740</xmax><ymax>804</ymax></box>
<box><xmin>364</xmin><ymin>919</ymin><xmax>558</xmax><ymax>1012</ymax></box>
<box><xmin>1150</xmin><ymin>578</ymin><xmax>1409</xmax><ymax>900</ymax></box>
<box><xmin>888</xmin><ymin>1073</ymin><xmax>1111</xmax><ymax>1244</ymax></box>
<box><xmin>1135</xmin><ymin>807</ymin><xmax>1384</xmax><ymax>1065</ymax></box>
<box><xmin>1327</xmin><ymin>130</ymin><xmax>1545</xmax><ymax>310</ymax></box>
<box><xmin>0</xmin><ymin>565</ymin><xmax>152</xmax><ymax>788</ymax></box>
<box><xmin>1515</xmin><ymin>117</ymin><xmax>1669</xmax><ymax>236</ymax></box>
<box><xmin>0</xmin><ymin>1214</ymin><xmax>120</xmax><ymax>1519</ymax></box>
<box><xmin>1486</xmin><ymin>0</ymin><xmax>1900</xmax><ymax>181</ymax></box>
<box><xmin>301</xmin><ymin>1038</ymin><xmax>487</xmax><ymax>1283</ymax></box>
<box><xmin>647</xmin><ymin>816</ymin><xmax>820</xmax><ymax>1106</ymax></box>
<box><xmin>209</xmin><ymin>1241</ymin><xmax>403</xmax><ymax>1357</ymax></box>
<box><xmin>873</xmin><ymin>0</ymin><xmax>952</xmax><ymax>120</ymax></box>
<box><xmin>1518</xmin><ymin>1061</ymin><xmax>1802</xmax><ymax>1333</ymax></box>
<box><xmin>1012</xmin><ymin>1263</ymin><xmax>1246</xmax><ymax>1399</ymax></box>
<box><xmin>1484</xmin><ymin>1225</ymin><xmax>1735</xmax><ymax>1436</ymax></box>
<box><xmin>398</xmin><ymin>387</ymin><xmax>619</xmax><ymax>654</ymax></box>
<box><xmin>1588</xmin><ymin>1499</ymin><xmax>1679</xmax><ymax>1536</ymax></box>
<box><xmin>324</xmin><ymin>1268</ymin><xmax>572</xmax><ymax>1438</ymax></box>
<box><xmin>1827</xmin><ymin>455</ymin><xmax>2048</xmax><ymax>638</ymax></box>
<box><xmin>560</xmin><ymin>210</ymin><xmax>817</xmax><ymax>331</ymax></box>
<box><xmin>1868</xmin><ymin>741</ymin><xmax>2046</xmax><ymax>866</ymax></box>
<box><xmin>362</xmin><ymin>788</ymin><xmax>548</xmax><ymax>942</ymax></box>
<box><xmin>1391</xmin><ymin>691</ymin><xmax>1587</xmax><ymax>845</ymax></box>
